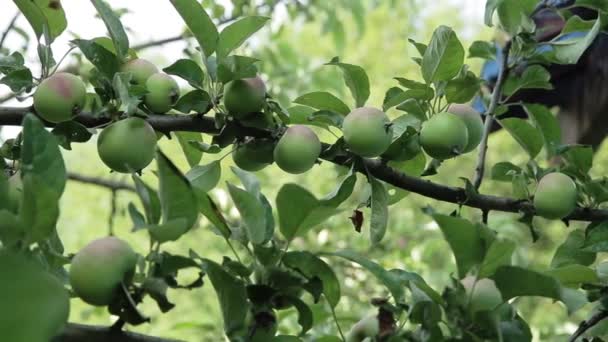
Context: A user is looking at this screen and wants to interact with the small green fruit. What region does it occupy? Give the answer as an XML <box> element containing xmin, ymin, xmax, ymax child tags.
<box><xmin>342</xmin><ymin>107</ymin><xmax>393</xmax><ymax>158</ymax></box>
<box><xmin>345</xmin><ymin>314</ymin><xmax>379</xmax><ymax>342</ymax></box>
<box><xmin>233</xmin><ymin>140</ymin><xmax>275</xmax><ymax>172</ymax></box>
<box><xmin>533</xmin><ymin>172</ymin><xmax>577</xmax><ymax>219</ymax></box>
<box><xmin>461</xmin><ymin>276</ymin><xmax>503</xmax><ymax>313</ymax></box>
<box><xmin>121</xmin><ymin>58</ymin><xmax>158</xmax><ymax>85</ymax></box>
<box><xmin>33</xmin><ymin>72</ymin><xmax>86</xmax><ymax>123</ymax></box>
<box><xmin>223</xmin><ymin>76</ymin><xmax>266</xmax><ymax>119</ymax></box>
<box><xmin>97</xmin><ymin>117</ymin><xmax>157</xmax><ymax>173</ymax></box>
<box><xmin>0</xmin><ymin>252</ymin><xmax>70</xmax><ymax>342</ymax></box>
<box><xmin>145</xmin><ymin>73</ymin><xmax>180</xmax><ymax>113</ymax></box>
<box><xmin>69</xmin><ymin>237</ymin><xmax>137</xmax><ymax>306</ymax></box>
<box><xmin>274</xmin><ymin>125</ymin><xmax>321</xmax><ymax>174</ymax></box>
<box><xmin>420</xmin><ymin>112</ymin><xmax>469</xmax><ymax>160</ymax></box>
<box><xmin>448</xmin><ymin>104</ymin><xmax>484</xmax><ymax>153</ymax></box>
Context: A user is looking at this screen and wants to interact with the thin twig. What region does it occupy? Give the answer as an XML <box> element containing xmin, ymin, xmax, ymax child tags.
<box><xmin>473</xmin><ymin>40</ymin><xmax>512</xmax><ymax>190</ymax></box>
<box><xmin>67</xmin><ymin>172</ymin><xmax>135</xmax><ymax>192</ymax></box>
<box><xmin>569</xmin><ymin>310</ymin><xmax>608</xmax><ymax>342</ymax></box>
<box><xmin>0</xmin><ymin>12</ymin><xmax>20</xmax><ymax>50</ymax></box>
<box><xmin>55</xmin><ymin>323</ymin><xmax>183</xmax><ymax>342</ymax></box>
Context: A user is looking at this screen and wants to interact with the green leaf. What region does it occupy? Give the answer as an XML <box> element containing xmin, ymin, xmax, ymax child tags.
<box><xmin>288</xmin><ymin>296</ymin><xmax>313</xmax><ymax>335</ymax></box>
<box><xmin>552</xmin><ymin>17</ymin><xmax>601</xmax><ymax>65</ymax></box>
<box><xmin>202</xmin><ymin>259</ymin><xmax>249</xmax><ymax>338</ymax></box>
<box><xmin>216</xmin><ymin>16</ymin><xmax>269</xmax><ymax>59</ymax></box>
<box><xmin>491</xmin><ymin>266</ymin><xmax>562</xmax><ymax>301</ymax></box>
<box><xmin>132</xmin><ymin>175</ymin><xmax>161</xmax><ymax>225</ymax></box>
<box><xmin>90</xmin><ymin>0</ymin><xmax>129</xmax><ymax>60</ymax></box>
<box><xmin>20</xmin><ymin>174</ymin><xmax>59</xmax><ymax>243</ymax></box>
<box><xmin>156</xmin><ymin>150</ymin><xmax>199</xmax><ymax>238</ymax></box>
<box><xmin>496</xmin><ymin>0</ymin><xmax>535</xmax><ymax>35</ymax></box>
<box><xmin>112</xmin><ymin>72</ymin><xmax>140</xmax><ymax>115</ymax></box>
<box><xmin>583</xmin><ymin>221</ymin><xmax>608</xmax><ymax>252</ymax></box>
<box><xmin>217</xmin><ymin>55</ymin><xmax>259</xmax><ymax>83</ymax></box>
<box><xmin>445</xmin><ymin>69</ymin><xmax>480</xmax><ymax>103</ymax></box>
<box><xmin>320</xmin><ymin>169</ymin><xmax>356</xmax><ymax>208</ymax></box>
<box><xmin>0</xmin><ymin>68</ymin><xmax>33</xmax><ymax>93</ymax></box>
<box><xmin>21</xmin><ymin>114</ymin><xmax>66</xmax><ymax>198</ymax></box>
<box><xmin>169</xmin><ymin>0</ymin><xmax>218</xmax><ymax>57</ymax></box>
<box><xmin>13</xmin><ymin>0</ymin><xmax>67</xmax><ymax>43</ymax></box>
<box><xmin>328</xmin><ymin>250</ymin><xmax>404</xmax><ymax>303</ymax></box>
<box><xmin>227</xmin><ymin>182</ymin><xmax>268</xmax><ymax>245</ymax></box>
<box><xmin>468</xmin><ymin>41</ymin><xmax>497</xmax><ymax>60</ymax></box>
<box><xmin>546</xmin><ymin>265</ymin><xmax>599</xmax><ymax>288</ymax></box>
<box><xmin>325</xmin><ymin>58</ymin><xmax>370</xmax><ymax>107</ymax></box>
<box><xmin>390</xmin><ymin>269</ymin><xmax>443</xmax><ymax>305</ymax></box>
<box><xmin>186</xmin><ymin>161</ymin><xmax>221</xmax><ymax>194</ymax></box>
<box><xmin>0</xmin><ymin>52</ymin><xmax>25</xmax><ymax>74</ymax></box>
<box><xmin>491</xmin><ymin>162</ymin><xmax>522</xmax><ymax>182</ymax></box>
<box><xmin>293</xmin><ymin>92</ymin><xmax>350</xmax><ymax>115</ymax></box>
<box><xmin>560</xmin><ymin>145</ymin><xmax>593</xmax><ymax>174</ymax></box>
<box><xmin>174</xmin><ymin>89</ymin><xmax>211</xmax><ymax>114</ymax></box>
<box><xmin>163</xmin><ymin>59</ymin><xmax>204</xmax><ymax>88</ymax></box>
<box><xmin>503</xmin><ymin>66</ymin><xmax>552</xmax><ymax>96</ymax></box>
<box><xmin>499</xmin><ymin>118</ymin><xmax>543</xmax><ymax>159</ymax></box>
<box><xmin>478</xmin><ymin>239</ymin><xmax>516</xmax><ymax>278</ymax></box>
<box><xmin>432</xmin><ymin>214</ymin><xmax>485</xmax><ymax>278</ymax></box>
<box><xmin>283</xmin><ymin>251</ymin><xmax>341</xmax><ymax>308</ymax></box>
<box><xmin>369</xmin><ymin>177</ymin><xmax>388</xmax><ymax>244</ymax></box>
<box><xmin>71</xmin><ymin>39</ymin><xmax>120</xmax><ymax>78</ymax></box>
<box><xmin>276</xmin><ymin>184</ymin><xmax>319</xmax><ymax>241</ymax></box>
<box><xmin>148</xmin><ymin>218</ymin><xmax>190</xmax><ymax>243</ymax></box>
<box><xmin>51</xmin><ymin>121</ymin><xmax>93</xmax><ymax>150</ymax></box>
<box><xmin>383</xmin><ymin>87</ymin><xmax>434</xmax><ymax>111</ymax></box>
<box><xmin>421</xmin><ymin>26</ymin><xmax>465</xmax><ymax>83</ymax></box>
<box><xmin>525</xmin><ymin>104</ymin><xmax>561</xmax><ymax>158</ymax></box>
<box><xmin>175</xmin><ymin>132</ymin><xmax>203</xmax><ymax>167</ymax></box>
<box><xmin>551</xmin><ymin>230</ymin><xmax>596</xmax><ymax>268</ymax></box>
<box><xmin>197</xmin><ymin>193</ymin><xmax>231</xmax><ymax>239</ymax></box>
<box><xmin>306</xmin><ymin>110</ymin><xmax>344</xmax><ymax>129</ymax></box>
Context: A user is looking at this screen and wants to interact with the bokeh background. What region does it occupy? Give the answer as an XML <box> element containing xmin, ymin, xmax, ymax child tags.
<box><xmin>1</xmin><ymin>0</ymin><xmax>608</xmax><ymax>340</ymax></box>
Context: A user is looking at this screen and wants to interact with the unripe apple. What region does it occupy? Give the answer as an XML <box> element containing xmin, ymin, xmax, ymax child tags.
<box><xmin>33</xmin><ymin>72</ymin><xmax>86</xmax><ymax>123</ymax></box>
<box><xmin>533</xmin><ymin>172</ymin><xmax>577</xmax><ymax>219</ymax></box>
<box><xmin>223</xmin><ymin>76</ymin><xmax>266</xmax><ymax>119</ymax></box>
<box><xmin>0</xmin><ymin>252</ymin><xmax>70</xmax><ymax>342</ymax></box>
<box><xmin>461</xmin><ymin>276</ymin><xmax>503</xmax><ymax>313</ymax></box>
<box><xmin>342</xmin><ymin>107</ymin><xmax>393</xmax><ymax>158</ymax></box>
<box><xmin>97</xmin><ymin>117</ymin><xmax>157</xmax><ymax>173</ymax></box>
<box><xmin>69</xmin><ymin>237</ymin><xmax>137</xmax><ymax>306</ymax></box>
<box><xmin>233</xmin><ymin>140</ymin><xmax>275</xmax><ymax>172</ymax></box>
<box><xmin>273</xmin><ymin>125</ymin><xmax>321</xmax><ymax>174</ymax></box>
<box><xmin>7</xmin><ymin>172</ymin><xmax>22</xmax><ymax>213</ymax></box>
<box><xmin>420</xmin><ymin>112</ymin><xmax>469</xmax><ymax>160</ymax></box>
<box><xmin>145</xmin><ymin>73</ymin><xmax>180</xmax><ymax>113</ymax></box>
<box><xmin>447</xmin><ymin>103</ymin><xmax>484</xmax><ymax>153</ymax></box>
<box><xmin>345</xmin><ymin>314</ymin><xmax>379</xmax><ymax>342</ymax></box>
<box><xmin>121</xmin><ymin>58</ymin><xmax>158</xmax><ymax>85</ymax></box>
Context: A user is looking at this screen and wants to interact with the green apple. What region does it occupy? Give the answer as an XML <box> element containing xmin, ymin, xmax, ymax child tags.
<box><xmin>0</xmin><ymin>252</ymin><xmax>70</xmax><ymax>342</ymax></box>
<box><xmin>145</xmin><ymin>73</ymin><xmax>180</xmax><ymax>113</ymax></box>
<box><xmin>97</xmin><ymin>117</ymin><xmax>157</xmax><ymax>173</ymax></box>
<box><xmin>420</xmin><ymin>112</ymin><xmax>469</xmax><ymax>160</ymax></box>
<box><xmin>121</xmin><ymin>58</ymin><xmax>158</xmax><ymax>85</ymax></box>
<box><xmin>223</xmin><ymin>76</ymin><xmax>266</xmax><ymax>119</ymax></box>
<box><xmin>233</xmin><ymin>140</ymin><xmax>275</xmax><ymax>172</ymax></box>
<box><xmin>69</xmin><ymin>236</ymin><xmax>137</xmax><ymax>306</ymax></box>
<box><xmin>461</xmin><ymin>276</ymin><xmax>503</xmax><ymax>313</ymax></box>
<box><xmin>33</xmin><ymin>72</ymin><xmax>86</xmax><ymax>123</ymax></box>
<box><xmin>342</xmin><ymin>107</ymin><xmax>393</xmax><ymax>158</ymax></box>
<box><xmin>345</xmin><ymin>314</ymin><xmax>379</xmax><ymax>342</ymax></box>
<box><xmin>533</xmin><ymin>172</ymin><xmax>577</xmax><ymax>219</ymax></box>
<box><xmin>447</xmin><ymin>103</ymin><xmax>484</xmax><ymax>153</ymax></box>
<box><xmin>273</xmin><ymin>125</ymin><xmax>321</xmax><ymax>174</ymax></box>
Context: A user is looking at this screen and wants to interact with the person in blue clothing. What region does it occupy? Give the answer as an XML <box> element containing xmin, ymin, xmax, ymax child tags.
<box><xmin>476</xmin><ymin>0</ymin><xmax>608</xmax><ymax>149</ymax></box>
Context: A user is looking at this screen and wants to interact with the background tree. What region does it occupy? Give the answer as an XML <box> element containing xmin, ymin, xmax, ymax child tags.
<box><xmin>1</xmin><ymin>0</ymin><xmax>608</xmax><ymax>341</ymax></box>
